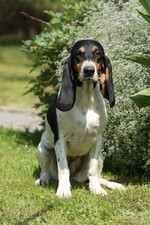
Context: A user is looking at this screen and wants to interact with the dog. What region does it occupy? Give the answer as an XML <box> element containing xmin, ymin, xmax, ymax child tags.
<box><xmin>35</xmin><ymin>40</ymin><xmax>125</xmax><ymax>197</ymax></box>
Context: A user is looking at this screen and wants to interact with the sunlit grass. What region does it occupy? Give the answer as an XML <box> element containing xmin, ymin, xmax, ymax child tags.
<box><xmin>0</xmin><ymin>127</ymin><xmax>150</xmax><ymax>225</ymax></box>
<box><xmin>0</xmin><ymin>45</ymin><xmax>39</xmax><ymax>108</ymax></box>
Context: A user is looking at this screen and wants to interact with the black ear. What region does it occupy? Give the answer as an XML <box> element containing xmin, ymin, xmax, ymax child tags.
<box><xmin>100</xmin><ymin>56</ymin><xmax>115</xmax><ymax>107</ymax></box>
<box><xmin>56</xmin><ymin>57</ymin><xmax>76</xmax><ymax>111</ymax></box>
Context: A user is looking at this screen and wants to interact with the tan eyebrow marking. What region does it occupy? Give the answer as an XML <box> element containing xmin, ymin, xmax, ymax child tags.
<box><xmin>92</xmin><ymin>45</ymin><xmax>98</xmax><ymax>52</ymax></box>
<box><xmin>79</xmin><ymin>47</ymin><xmax>85</xmax><ymax>53</ymax></box>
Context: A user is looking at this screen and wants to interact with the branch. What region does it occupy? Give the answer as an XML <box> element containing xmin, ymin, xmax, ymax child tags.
<box><xmin>20</xmin><ymin>11</ymin><xmax>47</xmax><ymax>25</ymax></box>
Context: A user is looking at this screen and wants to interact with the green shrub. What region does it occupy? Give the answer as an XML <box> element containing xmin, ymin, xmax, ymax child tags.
<box><xmin>125</xmin><ymin>0</ymin><xmax>150</xmax><ymax>109</ymax></box>
<box><xmin>23</xmin><ymin>0</ymin><xmax>93</xmax><ymax>114</ymax></box>
<box><xmin>23</xmin><ymin>0</ymin><xmax>150</xmax><ymax>177</ymax></box>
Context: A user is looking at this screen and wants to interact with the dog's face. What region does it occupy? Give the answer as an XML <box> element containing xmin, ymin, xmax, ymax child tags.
<box><xmin>56</xmin><ymin>40</ymin><xmax>115</xmax><ymax>111</ymax></box>
<box><xmin>71</xmin><ymin>40</ymin><xmax>105</xmax><ymax>83</ymax></box>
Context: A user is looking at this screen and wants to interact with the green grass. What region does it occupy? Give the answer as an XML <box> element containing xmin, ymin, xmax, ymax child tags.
<box><xmin>0</xmin><ymin>127</ymin><xmax>150</xmax><ymax>225</ymax></box>
<box><xmin>0</xmin><ymin>45</ymin><xmax>39</xmax><ymax>108</ymax></box>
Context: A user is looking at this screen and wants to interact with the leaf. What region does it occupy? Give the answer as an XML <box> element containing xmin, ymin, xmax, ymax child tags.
<box><xmin>124</xmin><ymin>54</ymin><xmax>150</xmax><ymax>67</ymax></box>
<box><xmin>137</xmin><ymin>10</ymin><xmax>150</xmax><ymax>24</ymax></box>
<box><xmin>138</xmin><ymin>0</ymin><xmax>150</xmax><ymax>15</ymax></box>
<box><xmin>130</xmin><ymin>88</ymin><xmax>150</xmax><ymax>108</ymax></box>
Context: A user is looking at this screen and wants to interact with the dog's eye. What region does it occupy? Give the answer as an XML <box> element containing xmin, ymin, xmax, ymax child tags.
<box><xmin>95</xmin><ymin>51</ymin><xmax>101</xmax><ymax>57</ymax></box>
<box><xmin>76</xmin><ymin>52</ymin><xmax>84</xmax><ymax>62</ymax></box>
<box><xmin>76</xmin><ymin>55</ymin><xmax>83</xmax><ymax>62</ymax></box>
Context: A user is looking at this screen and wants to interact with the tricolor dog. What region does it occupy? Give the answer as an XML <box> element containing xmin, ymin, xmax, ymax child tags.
<box><xmin>35</xmin><ymin>40</ymin><xmax>125</xmax><ymax>197</ymax></box>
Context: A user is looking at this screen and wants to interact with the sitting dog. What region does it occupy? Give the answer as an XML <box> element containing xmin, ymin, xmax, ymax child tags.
<box><xmin>35</xmin><ymin>40</ymin><xmax>125</xmax><ymax>197</ymax></box>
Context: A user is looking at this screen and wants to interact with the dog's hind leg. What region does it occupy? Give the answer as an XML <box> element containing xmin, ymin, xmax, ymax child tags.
<box><xmin>35</xmin><ymin>131</ymin><xmax>57</xmax><ymax>186</ymax></box>
<box><xmin>99</xmin><ymin>178</ymin><xmax>125</xmax><ymax>191</ymax></box>
<box><xmin>97</xmin><ymin>152</ymin><xmax>125</xmax><ymax>191</ymax></box>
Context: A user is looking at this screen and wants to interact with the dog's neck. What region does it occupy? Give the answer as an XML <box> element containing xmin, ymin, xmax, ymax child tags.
<box><xmin>75</xmin><ymin>82</ymin><xmax>101</xmax><ymax>109</ymax></box>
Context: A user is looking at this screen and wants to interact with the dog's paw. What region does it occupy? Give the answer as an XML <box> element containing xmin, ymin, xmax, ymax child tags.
<box><xmin>35</xmin><ymin>173</ymin><xmax>50</xmax><ymax>186</ymax></box>
<box><xmin>56</xmin><ymin>184</ymin><xmax>72</xmax><ymax>198</ymax></box>
<box><xmin>99</xmin><ymin>178</ymin><xmax>125</xmax><ymax>191</ymax></box>
<box><xmin>35</xmin><ymin>179</ymin><xmax>41</xmax><ymax>186</ymax></box>
<box><xmin>89</xmin><ymin>184</ymin><xmax>108</xmax><ymax>196</ymax></box>
<box><xmin>89</xmin><ymin>178</ymin><xmax>107</xmax><ymax>196</ymax></box>
<box><xmin>106</xmin><ymin>181</ymin><xmax>125</xmax><ymax>191</ymax></box>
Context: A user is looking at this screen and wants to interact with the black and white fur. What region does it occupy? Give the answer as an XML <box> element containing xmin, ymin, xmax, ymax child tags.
<box><xmin>35</xmin><ymin>40</ymin><xmax>125</xmax><ymax>197</ymax></box>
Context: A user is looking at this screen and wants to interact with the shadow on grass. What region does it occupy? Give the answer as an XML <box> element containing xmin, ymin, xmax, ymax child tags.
<box><xmin>0</xmin><ymin>126</ymin><xmax>42</xmax><ymax>147</ymax></box>
<box><xmin>14</xmin><ymin>206</ymin><xmax>54</xmax><ymax>225</ymax></box>
<box><xmin>15</xmin><ymin>129</ymin><xmax>42</xmax><ymax>147</ymax></box>
<box><xmin>104</xmin><ymin>158</ymin><xmax>150</xmax><ymax>185</ymax></box>
<box><xmin>14</xmin><ymin>182</ymin><xmax>89</xmax><ymax>225</ymax></box>
<box><xmin>14</xmin><ymin>180</ymin><xmax>88</xmax><ymax>225</ymax></box>
<box><xmin>33</xmin><ymin>166</ymin><xmax>40</xmax><ymax>179</ymax></box>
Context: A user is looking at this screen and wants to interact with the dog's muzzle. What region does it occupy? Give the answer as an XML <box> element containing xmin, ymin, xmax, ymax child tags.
<box><xmin>84</xmin><ymin>65</ymin><xmax>95</xmax><ymax>78</ymax></box>
<box><xmin>81</xmin><ymin>60</ymin><xmax>98</xmax><ymax>82</ymax></box>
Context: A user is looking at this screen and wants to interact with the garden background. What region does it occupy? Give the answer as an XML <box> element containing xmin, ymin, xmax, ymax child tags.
<box><xmin>0</xmin><ymin>0</ymin><xmax>150</xmax><ymax>224</ymax></box>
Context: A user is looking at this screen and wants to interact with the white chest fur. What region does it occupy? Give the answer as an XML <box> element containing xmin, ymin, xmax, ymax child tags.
<box><xmin>57</xmin><ymin>83</ymin><xmax>107</xmax><ymax>156</ymax></box>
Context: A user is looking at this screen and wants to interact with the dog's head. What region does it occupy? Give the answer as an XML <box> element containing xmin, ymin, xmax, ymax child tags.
<box><xmin>56</xmin><ymin>40</ymin><xmax>115</xmax><ymax>111</ymax></box>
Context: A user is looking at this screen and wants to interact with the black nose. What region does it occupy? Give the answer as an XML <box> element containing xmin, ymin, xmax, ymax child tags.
<box><xmin>84</xmin><ymin>66</ymin><xmax>95</xmax><ymax>77</ymax></box>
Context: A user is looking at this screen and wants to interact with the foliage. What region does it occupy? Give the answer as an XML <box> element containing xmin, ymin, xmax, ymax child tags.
<box><xmin>125</xmin><ymin>54</ymin><xmax>150</xmax><ymax>68</ymax></box>
<box><xmin>0</xmin><ymin>0</ymin><xmax>62</xmax><ymax>44</ymax></box>
<box><xmin>23</xmin><ymin>0</ymin><xmax>150</xmax><ymax>176</ymax></box>
<box><xmin>124</xmin><ymin>0</ymin><xmax>150</xmax><ymax>108</ymax></box>
<box><xmin>23</xmin><ymin>0</ymin><xmax>93</xmax><ymax>114</ymax></box>
<box><xmin>130</xmin><ymin>88</ymin><xmax>150</xmax><ymax>108</ymax></box>
<box><xmin>138</xmin><ymin>0</ymin><xmax>150</xmax><ymax>19</ymax></box>
<box><xmin>1</xmin><ymin>127</ymin><xmax>150</xmax><ymax>224</ymax></box>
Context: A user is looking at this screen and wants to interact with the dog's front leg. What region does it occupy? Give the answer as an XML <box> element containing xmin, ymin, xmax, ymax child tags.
<box><xmin>88</xmin><ymin>134</ymin><xmax>107</xmax><ymax>196</ymax></box>
<box><xmin>55</xmin><ymin>136</ymin><xmax>71</xmax><ymax>198</ymax></box>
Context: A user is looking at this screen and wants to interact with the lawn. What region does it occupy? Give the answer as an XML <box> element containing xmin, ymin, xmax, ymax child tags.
<box><xmin>0</xmin><ymin>45</ymin><xmax>149</xmax><ymax>225</ymax></box>
<box><xmin>0</xmin><ymin>127</ymin><xmax>150</xmax><ymax>225</ymax></box>
<box><xmin>0</xmin><ymin>45</ymin><xmax>39</xmax><ymax>108</ymax></box>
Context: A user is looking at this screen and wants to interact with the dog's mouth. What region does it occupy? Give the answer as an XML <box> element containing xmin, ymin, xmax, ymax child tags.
<box><xmin>80</xmin><ymin>75</ymin><xmax>98</xmax><ymax>83</ymax></box>
<box><xmin>83</xmin><ymin>77</ymin><xmax>96</xmax><ymax>82</ymax></box>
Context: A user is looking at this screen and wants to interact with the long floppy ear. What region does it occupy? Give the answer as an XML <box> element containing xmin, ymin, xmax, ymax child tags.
<box><xmin>56</xmin><ymin>57</ymin><xmax>76</xmax><ymax>111</ymax></box>
<box><xmin>100</xmin><ymin>56</ymin><xmax>115</xmax><ymax>107</ymax></box>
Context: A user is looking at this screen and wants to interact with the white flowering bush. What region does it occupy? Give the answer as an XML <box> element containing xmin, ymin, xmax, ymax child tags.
<box><xmin>24</xmin><ymin>0</ymin><xmax>150</xmax><ymax>177</ymax></box>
